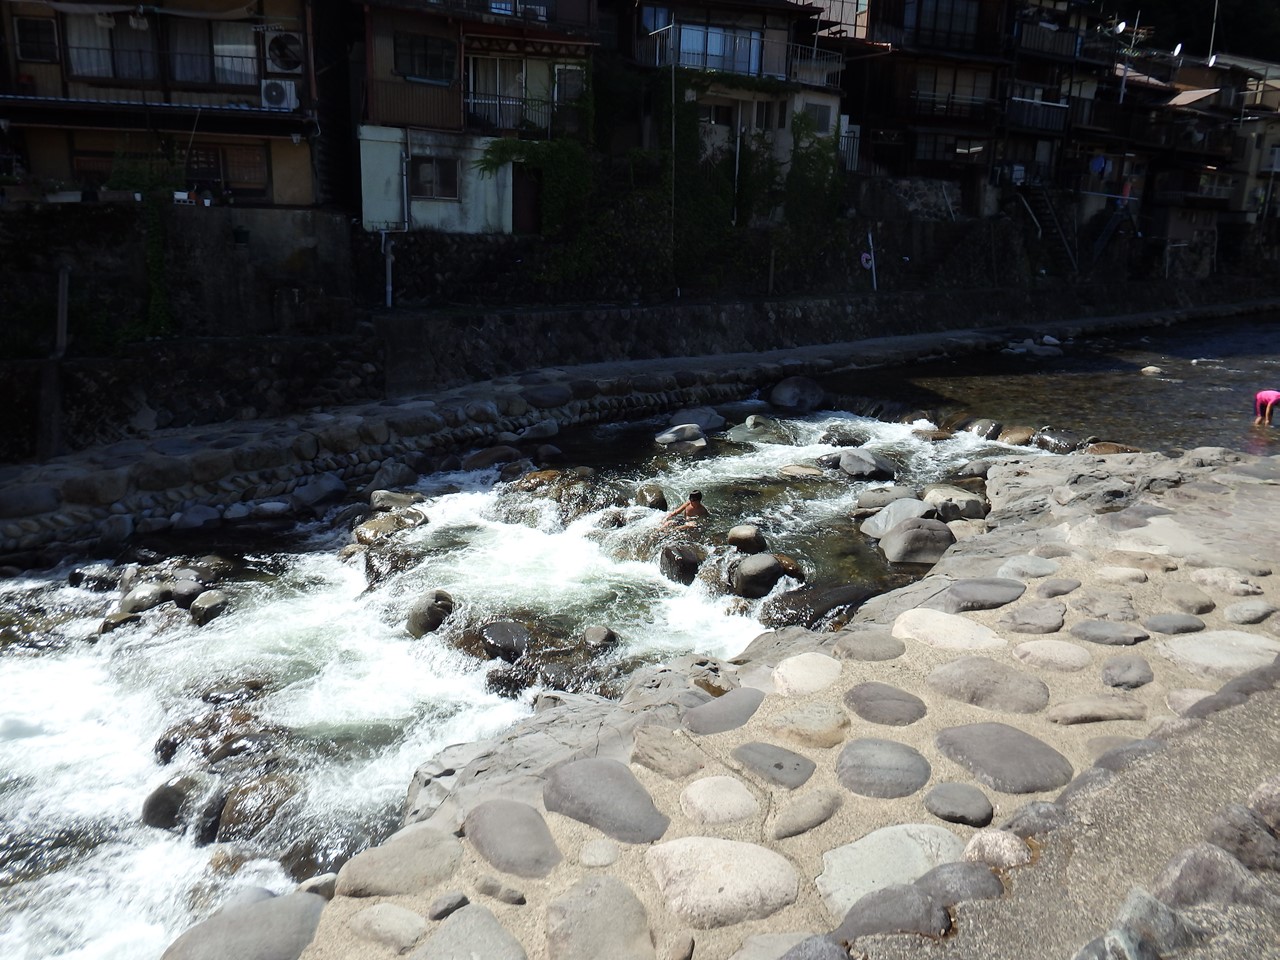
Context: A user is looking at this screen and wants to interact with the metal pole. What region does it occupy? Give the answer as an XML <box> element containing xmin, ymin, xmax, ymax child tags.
<box><xmin>1208</xmin><ymin>0</ymin><xmax>1219</xmax><ymax>61</ymax></box>
<box><xmin>55</xmin><ymin>265</ymin><xmax>69</xmax><ymax>359</ymax></box>
<box><xmin>867</xmin><ymin>229</ymin><xmax>878</xmax><ymax>291</ymax></box>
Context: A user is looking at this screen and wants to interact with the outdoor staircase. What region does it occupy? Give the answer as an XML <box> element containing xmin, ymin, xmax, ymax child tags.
<box><xmin>1090</xmin><ymin>203</ymin><xmax>1144</xmax><ymax>266</ymax></box>
<box><xmin>1021</xmin><ymin>184</ymin><xmax>1078</xmax><ymax>275</ymax></box>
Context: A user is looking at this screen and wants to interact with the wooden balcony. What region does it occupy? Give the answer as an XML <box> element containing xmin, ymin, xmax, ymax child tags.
<box><xmin>367</xmin><ymin>78</ymin><xmax>461</xmax><ymax>129</ymax></box>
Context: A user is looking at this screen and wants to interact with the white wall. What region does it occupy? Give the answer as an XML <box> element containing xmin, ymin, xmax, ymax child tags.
<box><xmin>358</xmin><ymin>124</ymin><xmax>513</xmax><ymax>234</ymax></box>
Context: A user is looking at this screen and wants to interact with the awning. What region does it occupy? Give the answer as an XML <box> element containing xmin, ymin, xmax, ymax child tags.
<box><xmin>1166</xmin><ymin>88</ymin><xmax>1220</xmax><ymax>106</ymax></box>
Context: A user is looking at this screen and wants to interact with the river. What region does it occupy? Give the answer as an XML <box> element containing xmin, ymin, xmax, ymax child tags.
<box><xmin>1</xmin><ymin>313</ymin><xmax>1278</xmax><ymax>959</ymax></box>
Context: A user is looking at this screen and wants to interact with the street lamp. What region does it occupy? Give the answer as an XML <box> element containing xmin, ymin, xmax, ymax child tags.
<box><xmin>649</xmin><ymin>22</ymin><xmax>677</xmax><ymax>294</ymax></box>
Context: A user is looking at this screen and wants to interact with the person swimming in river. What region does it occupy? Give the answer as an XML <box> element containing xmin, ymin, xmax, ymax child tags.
<box><xmin>661</xmin><ymin>490</ymin><xmax>709</xmax><ymax>530</ymax></box>
<box><xmin>1255</xmin><ymin>389</ymin><xmax>1280</xmax><ymax>426</ymax></box>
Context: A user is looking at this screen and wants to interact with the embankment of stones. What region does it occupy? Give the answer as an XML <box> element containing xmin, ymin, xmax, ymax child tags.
<box><xmin>0</xmin><ymin>359</ymin><xmax>819</xmax><ymax>567</ymax></box>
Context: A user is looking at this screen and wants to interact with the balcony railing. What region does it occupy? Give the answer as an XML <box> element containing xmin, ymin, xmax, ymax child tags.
<box><xmin>1015</xmin><ymin>23</ymin><xmax>1079</xmax><ymax>59</ymax></box>
<box><xmin>404</xmin><ymin>0</ymin><xmax>591</xmax><ymax>28</ymax></box>
<box><xmin>1006</xmin><ymin>97</ymin><xmax>1068</xmax><ymax>133</ymax></box>
<box><xmin>1</xmin><ymin>44</ymin><xmax>290</xmax><ymax>113</ymax></box>
<box><xmin>367</xmin><ymin>78</ymin><xmax>460</xmax><ymax>129</ymax></box>
<box><xmin>905</xmin><ymin>90</ymin><xmax>995</xmax><ymax>121</ymax></box>
<box><xmin>837</xmin><ymin>131</ymin><xmax>861</xmax><ymax>171</ymax></box>
<box><xmin>463</xmin><ymin>92</ymin><xmax>581</xmax><ymax>136</ymax></box>
<box><xmin>636</xmin><ymin>26</ymin><xmax>842</xmax><ymax>89</ymax></box>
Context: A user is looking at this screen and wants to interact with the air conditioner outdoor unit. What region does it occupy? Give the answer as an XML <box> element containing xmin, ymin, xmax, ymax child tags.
<box><xmin>265</xmin><ymin>31</ymin><xmax>305</xmax><ymax>75</ymax></box>
<box><xmin>261</xmin><ymin>78</ymin><xmax>299</xmax><ymax>110</ymax></box>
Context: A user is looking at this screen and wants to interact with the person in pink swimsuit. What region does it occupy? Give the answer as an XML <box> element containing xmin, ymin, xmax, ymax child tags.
<box><xmin>1255</xmin><ymin>389</ymin><xmax>1280</xmax><ymax>426</ymax></box>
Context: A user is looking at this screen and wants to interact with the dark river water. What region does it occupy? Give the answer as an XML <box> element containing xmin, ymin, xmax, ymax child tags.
<box><xmin>825</xmin><ymin>313</ymin><xmax>1280</xmax><ymax>457</ymax></box>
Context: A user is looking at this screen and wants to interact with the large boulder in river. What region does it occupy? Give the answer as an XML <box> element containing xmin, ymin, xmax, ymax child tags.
<box><xmin>838</xmin><ymin>449</ymin><xmax>898</xmax><ymax>481</ymax></box>
<box><xmin>727</xmin><ymin>525</ymin><xmax>769</xmax><ymax>554</ymax></box>
<box><xmin>120</xmin><ymin>582</ymin><xmax>173</xmax><ymax>614</ymax></box>
<box><xmin>670</xmin><ymin>407</ymin><xmax>726</xmax><ymax>431</ymax></box>
<box><xmin>407</xmin><ymin>590</ymin><xmax>455</xmax><ymax>637</ymax></box>
<box><xmin>656</xmin><ymin>424</ymin><xmax>705</xmax><ymax>445</ymax></box>
<box><xmin>635</xmin><ymin>484</ymin><xmax>668</xmax><ymax>511</ymax></box>
<box><xmin>726</xmin><ymin>415</ymin><xmax>789</xmax><ymax>444</ymax></box>
<box><xmin>190</xmin><ymin>590</ymin><xmax>229</xmax><ymax>626</ymax></box>
<box><xmin>1033</xmin><ymin>427</ymin><xmax>1084</xmax><ymax>453</ymax></box>
<box><xmin>770</xmin><ymin>377</ymin><xmax>825</xmax><ymax>413</ymax></box>
<box><xmin>880</xmin><ymin>518</ymin><xmax>956</xmax><ymax>564</ymax></box>
<box><xmin>479</xmin><ymin>621</ymin><xmax>531</xmax><ymax>663</ymax></box>
<box><xmin>923</xmin><ymin>484</ymin><xmax>988</xmax><ymax>521</ymax></box>
<box><xmin>660</xmin><ymin>544</ymin><xmax>707</xmax><ymax>585</ymax></box>
<box><xmin>732</xmin><ymin>554</ymin><xmax>786</xmax><ymax>598</ymax></box>
<box><xmin>761</xmin><ymin>584</ymin><xmax>876</xmax><ymax>629</ymax></box>
<box><xmin>861</xmin><ymin>499</ymin><xmax>933</xmax><ymax>539</ymax></box>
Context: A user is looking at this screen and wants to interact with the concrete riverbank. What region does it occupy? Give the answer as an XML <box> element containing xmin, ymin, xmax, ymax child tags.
<box><xmin>3</xmin><ymin>296</ymin><xmax>1278</xmax><ymax>572</ymax></box>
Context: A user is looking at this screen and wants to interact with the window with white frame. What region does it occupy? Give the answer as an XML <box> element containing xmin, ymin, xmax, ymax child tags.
<box><xmin>803</xmin><ymin>102</ymin><xmax>833</xmax><ymax>134</ymax></box>
<box><xmin>410</xmin><ymin>157</ymin><xmax>459</xmax><ymax>199</ymax></box>
<box><xmin>15</xmin><ymin>17</ymin><xmax>58</xmax><ymax>62</ymax></box>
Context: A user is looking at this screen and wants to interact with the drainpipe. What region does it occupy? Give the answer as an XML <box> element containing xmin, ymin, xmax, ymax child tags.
<box><xmin>381</xmin><ymin>230</ymin><xmax>395</xmax><ymax>308</ymax></box>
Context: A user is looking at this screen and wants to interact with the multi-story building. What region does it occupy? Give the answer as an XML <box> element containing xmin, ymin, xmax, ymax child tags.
<box><xmin>354</xmin><ymin>0</ymin><xmax>595</xmax><ymax>234</ymax></box>
<box><xmin>0</xmin><ymin>0</ymin><xmax>330</xmax><ymax>206</ymax></box>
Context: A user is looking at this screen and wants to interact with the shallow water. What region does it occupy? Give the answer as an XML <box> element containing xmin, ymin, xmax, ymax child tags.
<box><xmin>2</xmin><ymin>313</ymin><xmax>1277</xmax><ymax>959</ymax></box>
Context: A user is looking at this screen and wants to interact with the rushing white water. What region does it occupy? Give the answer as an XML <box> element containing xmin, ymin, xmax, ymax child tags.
<box><xmin>0</xmin><ymin>410</ymin><xmax>1023</xmax><ymax>959</ymax></box>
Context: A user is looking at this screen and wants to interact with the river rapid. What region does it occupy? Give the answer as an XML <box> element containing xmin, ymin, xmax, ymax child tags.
<box><xmin>1</xmin><ymin>313</ymin><xmax>1278</xmax><ymax>959</ymax></box>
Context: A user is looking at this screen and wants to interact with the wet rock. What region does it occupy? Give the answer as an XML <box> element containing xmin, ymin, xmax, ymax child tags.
<box><xmin>121</xmin><ymin>582</ymin><xmax>173</xmax><ymax>614</ymax></box>
<box><xmin>856</xmin><ymin>486</ymin><xmax>918</xmax><ymax>510</ymax></box>
<box><xmin>465</xmin><ymin>799</ymin><xmax>562</xmax><ymax>878</ymax></box>
<box><xmin>190</xmin><ymin>590</ymin><xmax>229</xmax><ymax>627</ymax></box>
<box><xmin>634</xmin><ymin>484</ymin><xmax>668</xmax><ymax>511</ymax></box>
<box><xmin>546</xmin><ymin>875</ymin><xmax>655</xmax><ymax>960</ymax></box>
<box><xmin>732</xmin><ymin>742</ymin><xmax>816</xmax><ymax>790</ymax></box>
<box><xmin>733</xmin><ymin>554</ymin><xmax>786</xmax><ymax>598</ymax></box>
<box><xmin>216</xmin><ymin>773</ymin><xmax>298</xmax><ymax>842</ymax></box>
<box><xmin>655</xmin><ymin>424</ymin><xmax>705</xmax><ymax>445</ymax></box>
<box><xmin>773</xmin><ymin>789</ymin><xmax>842</xmax><ymax>840</ymax></box>
<box><xmin>407</xmin><ymin>590</ymin><xmax>454</xmax><ymax>637</ymax></box>
<box><xmin>879</xmin><ymin>518</ymin><xmax>955</xmax><ymax>563</ymax></box>
<box><xmin>544</xmin><ymin>758</ymin><xmax>668</xmax><ymax>843</ymax></box>
<box><xmin>861</xmin><ymin>499</ymin><xmax>933</xmax><ymax>539</ymax></box>
<box><xmin>100</xmin><ymin>611</ymin><xmax>142</xmax><ymax>635</ymax></box>
<box><xmin>770</xmin><ymin>377</ymin><xmax>825</xmax><ymax>413</ymax></box>
<box><xmin>670</xmin><ymin>406</ymin><xmax>724</xmax><ymax>431</ymax></box>
<box><xmin>837</xmin><ymin>449</ymin><xmax>898</xmax><ymax>481</ymax></box>
<box><xmin>582</xmin><ymin>625</ymin><xmax>618</xmax><ymax>651</ymax></box>
<box><xmin>836</xmin><ymin>738</ymin><xmax>931</xmax><ymax>799</ymax></box>
<box><xmin>659</xmin><ymin>544</ymin><xmax>707</xmax><ymax>586</ymax></box>
<box><xmin>927</xmin><ymin>656</ymin><xmax>1049</xmax><ymax>714</ymax></box>
<box><xmin>142</xmin><ymin>775</ymin><xmax>207</xmax><ymax>831</ymax></box>
<box><xmin>479</xmin><ymin>621</ymin><xmax>531</xmax><ymax>663</ymax></box>
<box><xmin>646</xmin><ymin>837</ymin><xmax>798</xmax><ymax>928</ymax></box>
<box><xmin>680</xmin><ymin>776</ymin><xmax>759</xmax><ymax>825</ymax></box>
<box><xmin>729</xmin><ymin>414</ymin><xmax>790</xmax><ymax>444</ymax></box>
<box><xmin>1143</xmin><ymin>613</ymin><xmax>1204</xmax><ymax>635</ymax></box>
<box><xmin>727</xmin><ymin>524</ymin><xmax>769</xmax><ymax>554</ymax></box>
<box><xmin>935</xmin><ymin>722</ymin><xmax>1073</xmax><ymax>793</ymax></box>
<box><xmin>924</xmin><ymin>783</ymin><xmax>993</xmax><ymax>827</ymax></box>
<box><xmin>760</xmin><ymin>584</ymin><xmax>873</xmax><ymax>630</ymax></box>
<box><xmin>843</xmin><ymin>682</ymin><xmax>927</xmax><ymax>726</ymax></box>
<box><xmin>170</xmin><ymin>579</ymin><xmax>205</xmax><ymax>610</ymax></box>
